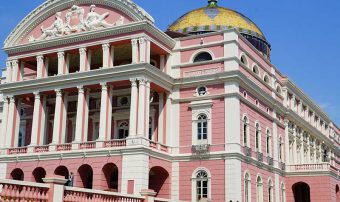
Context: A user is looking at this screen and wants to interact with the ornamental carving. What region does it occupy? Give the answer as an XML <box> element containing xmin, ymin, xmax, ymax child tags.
<box><xmin>28</xmin><ymin>4</ymin><xmax>125</xmax><ymax>42</ymax></box>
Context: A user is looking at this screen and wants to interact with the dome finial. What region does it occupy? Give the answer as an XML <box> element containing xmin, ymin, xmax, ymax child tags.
<box><xmin>208</xmin><ymin>0</ymin><xmax>218</xmax><ymax>7</ymax></box>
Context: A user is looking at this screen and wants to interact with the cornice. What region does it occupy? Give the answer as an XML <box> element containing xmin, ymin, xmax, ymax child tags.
<box><xmin>283</xmin><ymin>78</ymin><xmax>331</xmax><ymax>123</ymax></box>
<box><xmin>4</xmin><ymin>0</ymin><xmax>155</xmax><ymax>48</ymax></box>
<box><xmin>0</xmin><ymin>63</ymin><xmax>174</xmax><ymax>96</ymax></box>
<box><xmin>5</xmin><ymin>22</ymin><xmax>175</xmax><ymax>55</ymax></box>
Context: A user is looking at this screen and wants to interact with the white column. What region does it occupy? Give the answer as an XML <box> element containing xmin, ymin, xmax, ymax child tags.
<box><xmin>11</xmin><ymin>60</ymin><xmax>19</xmax><ymax>82</ymax></box>
<box><xmin>144</xmin><ymin>81</ymin><xmax>151</xmax><ymax>136</ymax></box>
<box><xmin>52</xmin><ymin>90</ymin><xmax>63</xmax><ymax>145</ymax></box>
<box><xmin>36</xmin><ymin>55</ymin><xmax>44</xmax><ymax>78</ymax></box>
<box><xmin>160</xmin><ymin>55</ymin><xmax>165</xmax><ymax>71</ymax></box>
<box><xmin>146</xmin><ymin>39</ymin><xmax>151</xmax><ymax>63</ymax></box>
<box><xmin>30</xmin><ymin>92</ymin><xmax>42</xmax><ymax>147</ymax></box>
<box><xmin>19</xmin><ymin>61</ymin><xmax>24</xmax><ymax>81</ymax></box>
<box><xmin>137</xmin><ymin>78</ymin><xmax>146</xmax><ymax>136</ymax></box>
<box><xmin>98</xmin><ymin>83</ymin><xmax>109</xmax><ymax>141</ymax></box>
<box><xmin>6</xmin><ymin>61</ymin><xmax>12</xmax><ymax>83</ymax></box>
<box><xmin>110</xmin><ymin>46</ymin><xmax>115</xmax><ymax>67</ymax></box>
<box><xmin>57</xmin><ymin>52</ymin><xmax>65</xmax><ymax>75</ymax></box>
<box><xmin>40</xmin><ymin>95</ymin><xmax>47</xmax><ymax>145</ymax></box>
<box><xmin>139</xmin><ymin>38</ymin><xmax>146</xmax><ymax>63</ymax></box>
<box><xmin>74</xmin><ymin>86</ymin><xmax>86</xmax><ymax>144</ymax></box>
<box><xmin>129</xmin><ymin>79</ymin><xmax>138</xmax><ymax>137</ymax></box>
<box><xmin>102</xmin><ymin>43</ymin><xmax>110</xmax><ymax>68</ymax></box>
<box><xmin>0</xmin><ymin>97</ymin><xmax>9</xmax><ymax>149</ymax></box>
<box><xmin>65</xmin><ymin>53</ymin><xmax>70</xmax><ymax>74</ymax></box>
<box><xmin>79</xmin><ymin>47</ymin><xmax>88</xmax><ymax>72</ymax></box>
<box><xmin>107</xmin><ymin>86</ymin><xmax>113</xmax><ymax>140</ymax></box>
<box><xmin>131</xmin><ymin>39</ymin><xmax>139</xmax><ymax>64</ymax></box>
<box><xmin>158</xmin><ymin>93</ymin><xmax>164</xmax><ymax>143</ymax></box>
<box><xmin>6</xmin><ymin>96</ymin><xmax>21</xmax><ymax>148</ymax></box>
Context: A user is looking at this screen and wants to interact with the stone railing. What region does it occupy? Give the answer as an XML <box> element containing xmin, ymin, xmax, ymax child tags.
<box><xmin>56</xmin><ymin>143</ymin><xmax>72</xmax><ymax>151</ymax></box>
<box><xmin>0</xmin><ymin>178</ymin><xmax>170</xmax><ymax>202</ymax></box>
<box><xmin>104</xmin><ymin>139</ymin><xmax>127</xmax><ymax>148</ymax></box>
<box><xmin>287</xmin><ymin>163</ymin><xmax>332</xmax><ymax>172</ymax></box>
<box><xmin>64</xmin><ymin>187</ymin><xmax>144</xmax><ymax>202</ymax></box>
<box><xmin>8</xmin><ymin>147</ymin><xmax>28</xmax><ymax>155</ymax></box>
<box><xmin>149</xmin><ymin>141</ymin><xmax>171</xmax><ymax>153</ymax></box>
<box><xmin>0</xmin><ymin>179</ymin><xmax>49</xmax><ymax>202</ymax></box>
<box><xmin>79</xmin><ymin>142</ymin><xmax>96</xmax><ymax>150</ymax></box>
<box><xmin>34</xmin><ymin>145</ymin><xmax>49</xmax><ymax>153</ymax></box>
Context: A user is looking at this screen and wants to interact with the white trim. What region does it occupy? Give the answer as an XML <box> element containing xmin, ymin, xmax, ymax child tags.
<box><xmin>244</xmin><ymin>170</ymin><xmax>252</xmax><ymax>202</ymax></box>
<box><xmin>190</xmin><ymin>100</ymin><xmax>213</xmax><ymax>145</ymax></box>
<box><xmin>191</xmin><ymin>167</ymin><xmax>212</xmax><ymax>202</ymax></box>
<box><xmin>190</xmin><ymin>49</ymin><xmax>215</xmax><ymax>63</ymax></box>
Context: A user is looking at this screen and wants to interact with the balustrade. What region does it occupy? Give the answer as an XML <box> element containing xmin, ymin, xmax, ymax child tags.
<box><xmin>8</xmin><ymin>147</ymin><xmax>28</xmax><ymax>155</ymax></box>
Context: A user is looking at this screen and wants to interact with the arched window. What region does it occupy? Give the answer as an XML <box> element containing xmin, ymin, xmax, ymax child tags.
<box><xmin>243</xmin><ymin>116</ymin><xmax>249</xmax><ymax>146</ymax></box>
<box><xmin>118</xmin><ymin>121</ymin><xmax>129</xmax><ymax>139</ymax></box>
<box><xmin>193</xmin><ymin>52</ymin><xmax>212</xmax><ymax>63</ymax></box>
<box><xmin>255</xmin><ymin>123</ymin><xmax>261</xmax><ymax>152</ymax></box>
<box><xmin>281</xmin><ymin>183</ymin><xmax>286</xmax><ymax>202</ymax></box>
<box><xmin>279</xmin><ymin>137</ymin><xmax>283</xmax><ymax>161</ymax></box>
<box><xmin>256</xmin><ymin>176</ymin><xmax>263</xmax><ymax>202</ymax></box>
<box><xmin>197</xmin><ymin>114</ymin><xmax>208</xmax><ymax>141</ymax></box>
<box><xmin>276</xmin><ymin>85</ymin><xmax>282</xmax><ymax>95</ymax></box>
<box><xmin>240</xmin><ymin>54</ymin><xmax>248</xmax><ymax>66</ymax></box>
<box><xmin>268</xmin><ymin>179</ymin><xmax>273</xmax><ymax>202</ymax></box>
<box><xmin>244</xmin><ymin>172</ymin><xmax>251</xmax><ymax>202</ymax></box>
<box><xmin>194</xmin><ymin>170</ymin><xmax>209</xmax><ymax>201</ymax></box>
<box><xmin>11</xmin><ymin>168</ymin><xmax>24</xmax><ymax>181</ymax></box>
<box><xmin>264</xmin><ymin>74</ymin><xmax>270</xmax><ymax>85</ymax></box>
<box><xmin>253</xmin><ymin>65</ymin><xmax>259</xmax><ymax>75</ymax></box>
<box><xmin>266</xmin><ymin>130</ymin><xmax>271</xmax><ymax>157</ymax></box>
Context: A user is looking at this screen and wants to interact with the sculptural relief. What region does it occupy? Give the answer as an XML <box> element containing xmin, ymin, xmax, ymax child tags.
<box><xmin>28</xmin><ymin>4</ymin><xmax>125</xmax><ymax>42</ymax></box>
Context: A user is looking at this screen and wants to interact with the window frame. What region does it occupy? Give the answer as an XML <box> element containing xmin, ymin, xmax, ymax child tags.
<box><xmin>191</xmin><ymin>168</ymin><xmax>211</xmax><ymax>202</ymax></box>
<box><xmin>243</xmin><ymin>115</ymin><xmax>250</xmax><ymax>147</ymax></box>
<box><xmin>190</xmin><ymin>100</ymin><xmax>213</xmax><ymax>146</ymax></box>
<box><xmin>255</xmin><ymin>122</ymin><xmax>262</xmax><ymax>152</ymax></box>
<box><xmin>191</xmin><ymin>49</ymin><xmax>215</xmax><ymax>63</ymax></box>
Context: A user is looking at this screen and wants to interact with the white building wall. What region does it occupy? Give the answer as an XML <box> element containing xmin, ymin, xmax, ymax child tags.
<box><xmin>121</xmin><ymin>153</ymin><xmax>149</xmax><ymax>195</ymax></box>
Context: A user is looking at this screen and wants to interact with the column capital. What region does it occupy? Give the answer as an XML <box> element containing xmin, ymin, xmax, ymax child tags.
<box><xmin>33</xmin><ymin>91</ymin><xmax>41</xmax><ymax>99</ymax></box>
<box><xmin>79</xmin><ymin>47</ymin><xmax>87</xmax><ymax>55</ymax></box>
<box><xmin>102</xmin><ymin>43</ymin><xmax>110</xmax><ymax>51</ymax></box>
<box><xmin>6</xmin><ymin>60</ymin><xmax>12</xmax><ymax>68</ymax></box>
<box><xmin>130</xmin><ymin>78</ymin><xmax>138</xmax><ymax>85</ymax></box>
<box><xmin>77</xmin><ymin>86</ymin><xmax>85</xmax><ymax>94</ymax></box>
<box><xmin>138</xmin><ymin>77</ymin><xmax>149</xmax><ymax>85</ymax></box>
<box><xmin>100</xmin><ymin>82</ymin><xmax>108</xmax><ymax>91</ymax></box>
<box><xmin>57</xmin><ymin>51</ymin><xmax>65</xmax><ymax>58</ymax></box>
<box><xmin>36</xmin><ymin>55</ymin><xmax>44</xmax><ymax>62</ymax></box>
<box><xmin>55</xmin><ymin>89</ymin><xmax>62</xmax><ymax>97</ymax></box>
<box><xmin>138</xmin><ymin>37</ymin><xmax>147</xmax><ymax>44</ymax></box>
<box><xmin>9</xmin><ymin>96</ymin><xmax>15</xmax><ymax>103</ymax></box>
<box><xmin>131</xmin><ymin>38</ymin><xmax>138</xmax><ymax>46</ymax></box>
<box><xmin>11</xmin><ymin>59</ymin><xmax>19</xmax><ymax>66</ymax></box>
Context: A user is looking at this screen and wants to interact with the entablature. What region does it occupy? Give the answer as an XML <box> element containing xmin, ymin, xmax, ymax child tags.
<box><xmin>0</xmin><ymin>63</ymin><xmax>173</xmax><ymax>96</ymax></box>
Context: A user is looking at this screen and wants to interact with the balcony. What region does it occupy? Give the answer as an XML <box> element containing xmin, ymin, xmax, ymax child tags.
<box><xmin>0</xmin><ymin>137</ymin><xmax>171</xmax><ymax>159</ymax></box>
<box><xmin>243</xmin><ymin>146</ymin><xmax>252</xmax><ymax>157</ymax></box>
<box><xmin>286</xmin><ymin>163</ymin><xmax>337</xmax><ymax>173</ymax></box>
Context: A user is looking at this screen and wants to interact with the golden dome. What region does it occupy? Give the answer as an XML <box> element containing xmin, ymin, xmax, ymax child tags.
<box><xmin>168</xmin><ymin>1</ymin><xmax>266</xmax><ymax>40</ymax></box>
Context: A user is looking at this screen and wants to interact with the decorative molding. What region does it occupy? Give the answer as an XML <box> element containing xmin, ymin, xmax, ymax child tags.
<box><xmin>4</xmin><ymin>0</ymin><xmax>155</xmax><ymax>48</ymax></box>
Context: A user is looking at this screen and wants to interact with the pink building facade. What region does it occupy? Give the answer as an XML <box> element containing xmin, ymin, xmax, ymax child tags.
<box><xmin>0</xmin><ymin>0</ymin><xmax>339</xmax><ymax>201</ymax></box>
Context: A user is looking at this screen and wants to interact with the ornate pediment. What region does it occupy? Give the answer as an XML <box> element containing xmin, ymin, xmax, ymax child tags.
<box><xmin>4</xmin><ymin>0</ymin><xmax>155</xmax><ymax>48</ymax></box>
<box><xmin>28</xmin><ymin>4</ymin><xmax>125</xmax><ymax>42</ymax></box>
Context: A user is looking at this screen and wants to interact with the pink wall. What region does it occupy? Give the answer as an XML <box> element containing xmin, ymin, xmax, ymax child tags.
<box><xmin>181</xmin><ymin>45</ymin><xmax>223</xmax><ymax>63</ymax></box>
<box><xmin>286</xmin><ymin>176</ymin><xmax>339</xmax><ymax>202</ymax></box>
<box><xmin>178</xmin><ymin>160</ymin><xmax>225</xmax><ymax>201</ymax></box>
<box><xmin>180</xmin><ymin>34</ymin><xmax>224</xmax><ymax>47</ymax></box>
<box><xmin>149</xmin><ymin>157</ymin><xmax>171</xmax><ymax>199</ymax></box>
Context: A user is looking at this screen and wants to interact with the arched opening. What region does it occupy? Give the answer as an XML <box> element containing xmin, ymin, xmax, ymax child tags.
<box><xmin>149</xmin><ymin>166</ymin><xmax>170</xmax><ymax>198</ymax></box>
<box><xmin>78</xmin><ymin>164</ymin><xmax>93</xmax><ymax>189</ymax></box>
<box><xmin>11</xmin><ymin>168</ymin><xmax>24</xmax><ymax>181</ymax></box>
<box><xmin>193</xmin><ymin>52</ymin><xmax>212</xmax><ymax>63</ymax></box>
<box><xmin>240</xmin><ymin>55</ymin><xmax>248</xmax><ymax>66</ymax></box>
<box><xmin>292</xmin><ymin>182</ymin><xmax>310</xmax><ymax>202</ymax></box>
<box><xmin>32</xmin><ymin>167</ymin><xmax>46</xmax><ymax>183</ymax></box>
<box><xmin>253</xmin><ymin>65</ymin><xmax>259</xmax><ymax>75</ymax></box>
<box><xmin>256</xmin><ymin>176</ymin><xmax>263</xmax><ymax>202</ymax></box>
<box><xmin>336</xmin><ymin>185</ymin><xmax>339</xmax><ymax>200</ymax></box>
<box><xmin>54</xmin><ymin>166</ymin><xmax>69</xmax><ymax>179</ymax></box>
<box><xmin>102</xmin><ymin>163</ymin><xmax>119</xmax><ymax>191</ymax></box>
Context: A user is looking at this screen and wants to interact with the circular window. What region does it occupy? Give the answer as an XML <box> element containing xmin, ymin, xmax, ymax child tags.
<box><xmin>120</xmin><ymin>97</ymin><xmax>129</xmax><ymax>106</ymax></box>
<box><xmin>197</xmin><ymin>86</ymin><xmax>207</xmax><ymax>96</ymax></box>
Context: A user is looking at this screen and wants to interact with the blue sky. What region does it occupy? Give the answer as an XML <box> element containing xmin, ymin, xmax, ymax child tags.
<box><xmin>0</xmin><ymin>0</ymin><xmax>339</xmax><ymax>125</ymax></box>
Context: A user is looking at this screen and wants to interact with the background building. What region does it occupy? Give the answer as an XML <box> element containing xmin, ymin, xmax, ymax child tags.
<box><xmin>0</xmin><ymin>0</ymin><xmax>339</xmax><ymax>201</ymax></box>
